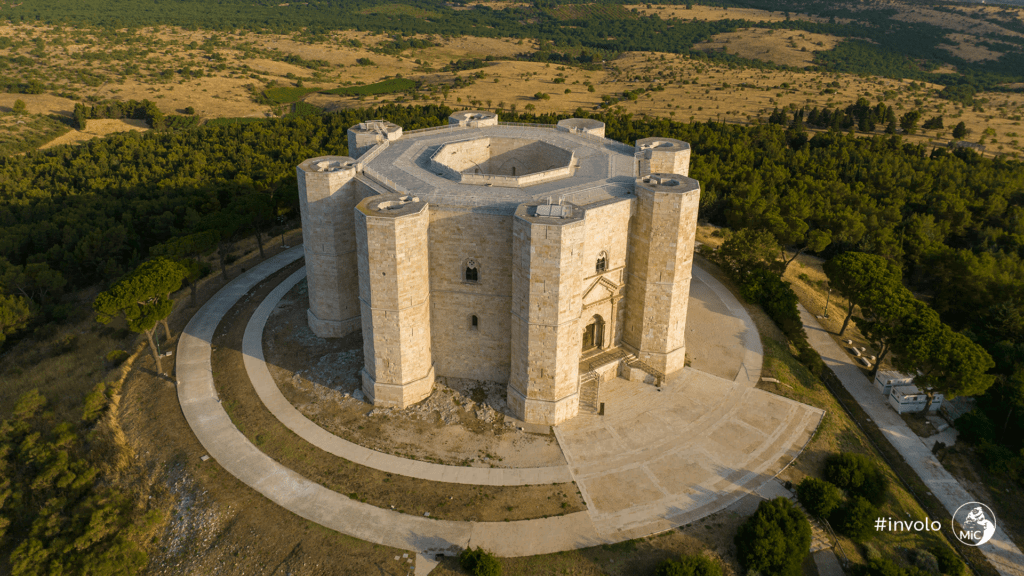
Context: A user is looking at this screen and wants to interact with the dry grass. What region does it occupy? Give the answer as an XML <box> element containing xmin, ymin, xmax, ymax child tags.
<box><xmin>889</xmin><ymin>4</ymin><xmax>1023</xmax><ymax>39</ymax></box>
<box><xmin>0</xmin><ymin>22</ymin><xmax>1020</xmax><ymax>159</ymax></box>
<box><xmin>693</xmin><ymin>28</ymin><xmax>843</xmax><ymax>68</ymax></box>
<box><xmin>38</xmin><ymin>118</ymin><xmax>150</xmax><ymax>149</ymax></box>
<box><xmin>625</xmin><ymin>4</ymin><xmax>838</xmax><ymax>24</ymax></box>
<box><xmin>939</xmin><ymin>33</ymin><xmax>1005</xmax><ymax>63</ymax></box>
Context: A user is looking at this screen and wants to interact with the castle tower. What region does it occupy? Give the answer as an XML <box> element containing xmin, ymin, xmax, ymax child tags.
<box><xmin>635</xmin><ymin>137</ymin><xmax>691</xmax><ymax>177</ymax></box>
<box><xmin>508</xmin><ymin>201</ymin><xmax>586</xmax><ymax>425</ymax></box>
<box><xmin>355</xmin><ymin>194</ymin><xmax>435</xmax><ymax>408</ymax></box>
<box><xmin>347</xmin><ymin>120</ymin><xmax>403</xmax><ymax>160</ymax></box>
<box><xmin>556</xmin><ymin>118</ymin><xmax>606</xmax><ymax>137</ymax></box>
<box><xmin>449</xmin><ymin>110</ymin><xmax>499</xmax><ymax>128</ymax></box>
<box><xmin>297</xmin><ymin>156</ymin><xmax>362</xmax><ymax>338</ymax></box>
<box><xmin>622</xmin><ymin>174</ymin><xmax>701</xmax><ymax>376</ymax></box>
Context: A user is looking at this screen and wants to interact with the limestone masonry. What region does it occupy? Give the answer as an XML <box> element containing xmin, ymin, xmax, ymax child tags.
<box><xmin>298</xmin><ymin>112</ymin><xmax>699</xmax><ymax>425</ymax></box>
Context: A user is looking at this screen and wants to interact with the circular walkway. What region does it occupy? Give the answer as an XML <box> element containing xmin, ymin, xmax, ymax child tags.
<box><xmin>176</xmin><ymin>247</ymin><xmax>602</xmax><ymax>558</ymax></box>
<box><xmin>176</xmin><ymin>245</ymin><xmax>821</xmax><ymax>562</ymax></box>
<box><xmin>243</xmin><ymin>266</ymin><xmax>572</xmax><ymax>486</ymax></box>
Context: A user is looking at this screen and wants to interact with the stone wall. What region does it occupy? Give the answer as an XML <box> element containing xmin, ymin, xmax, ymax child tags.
<box><xmin>622</xmin><ymin>175</ymin><xmax>700</xmax><ymax>376</ymax></box>
<box><xmin>636</xmin><ymin>138</ymin><xmax>691</xmax><ymax>177</ymax></box>
<box><xmin>579</xmin><ymin>198</ymin><xmax>633</xmax><ymax>351</ymax></box>
<box><xmin>355</xmin><ymin>195</ymin><xmax>434</xmax><ymax>408</ymax></box>
<box><xmin>428</xmin><ymin>208</ymin><xmax>514</xmax><ymax>383</ymax></box>
<box><xmin>508</xmin><ymin>202</ymin><xmax>586</xmax><ymax>425</ymax></box>
<box><xmin>297</xmin><ymin>156</ymin><xmax>362</xmax><ymax>338</ymax></box>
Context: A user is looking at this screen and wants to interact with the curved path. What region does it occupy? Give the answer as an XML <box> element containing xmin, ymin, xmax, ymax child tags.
<box><xmin>177</xmin><ymin>245</ymin><xmax>821</xmax><ymax>562</ymax></box>
<box><xmin>243</xmin><ymin>266</ymin><xmax>572</xmax><ymax>486</ymax></box>
<box><xmin>176</xmin><ymin>247</ymin><xmax>605</xmax><ymax>558</ymax></box>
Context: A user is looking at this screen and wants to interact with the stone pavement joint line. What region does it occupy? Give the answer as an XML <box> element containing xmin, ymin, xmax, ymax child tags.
<box><xmin>243</xmin><ymin>266</ymin><xmax>572</xmax><ymax>486</ymax></box>
<box><xmin>799</xmin><ymin>304</ymin><xmax>1024</xmax><ymax>576</ymax></box>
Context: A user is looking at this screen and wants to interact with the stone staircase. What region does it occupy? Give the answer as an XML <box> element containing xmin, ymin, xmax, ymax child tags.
<box><xmin>622</xmin><ymin>352</ymin><xmax>665</xmax><ymax>387</ymax></box>
<box><xmin>778</xmin><ymin>488</ymin><xmax>845</xmax><ymax>557</ymax></box>
<box><xmin>579</xmin><ymin>371</ymin><xmax>600</xmax><ymax>414</ymax></box>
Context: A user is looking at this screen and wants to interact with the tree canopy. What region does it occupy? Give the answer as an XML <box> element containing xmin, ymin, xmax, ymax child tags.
<box><xmin>734</xmin><ymin>497</ymin><xmax>811</xmax><ymax>576</ymax></box>
<box><xmin>93</xmin><ymin>257</ymin><xmax>187</xmax><ymax>374</ymax></box>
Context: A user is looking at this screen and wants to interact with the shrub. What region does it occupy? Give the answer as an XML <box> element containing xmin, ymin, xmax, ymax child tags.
<box><xmin>797</xmin><ymin>477</ymin><xmax>843</xmax><ymax>518</ymax></box>
<box><xmin>106</xmin><ymin>349</ymin><xmax>129</xmax><ymax>366</ymax></box>
<box><xmin>824</xmin><ymin>453</ymin><xmax>889</xmax><ymax>504</ymax></box>
<box><xmin>654</xmin><ymin>554</ymin><xmax>722</xmax><ymax>576</ymax></box>
<box><xmin>459</xmin><ymin>547</ymin><xmax>501</xmax><ymax>576</ymax></box>
<box><xmin>832</xmin><ymin>496</ymin><xmax>875</xmax><ymax>541</ymax></box>
<box><xmin>955</xmin><ymin>410</ymin><xmax>995</xmax><ymax>444</ymax></box>
<box><xmin>734</xmin><ymin>497</ymin><xmax>811</xmax><ymax>576</ymax></box>
<box><xmin>931</xmin><ymin>544</ymin><xmax>965</xmax><ymax>576</ymax></box>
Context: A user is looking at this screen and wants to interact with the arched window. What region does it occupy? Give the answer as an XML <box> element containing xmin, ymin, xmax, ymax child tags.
<box><xmin>470</xmin><ymin>315</ymin><xmax>479</xmax><ymax>330</ymax></box>
<box><xmin>595</xmin><ymin>251</ymin><xmax>608</xmax><ymax>273</ymax></box>
<box><xmin>464</xmin><ymin>258</ymin><xmax>479</xmax><ymax>283</ymax></box>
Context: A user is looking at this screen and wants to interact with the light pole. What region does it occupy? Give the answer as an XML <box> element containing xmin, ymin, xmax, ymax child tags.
<box><xmin>823</xmin><ymin>285</ymin><xmax>832</xmax><ymax>319</ymax></box>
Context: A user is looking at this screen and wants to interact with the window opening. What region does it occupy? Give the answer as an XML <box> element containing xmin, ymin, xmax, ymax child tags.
<box><xmin>471</xmin><ymin>315</ymin><xmax>479</xmax><ymax>330</ymax></box>
<box><xmin>596</xmin><ymin>252</ymin><xmax>608</xmax><ymax>273</ymax></box>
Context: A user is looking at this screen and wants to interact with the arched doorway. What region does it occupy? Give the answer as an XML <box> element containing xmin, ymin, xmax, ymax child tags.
<box><xmin>582</xmin><ymin>314</ymin><xmax>605</xmax><ymax>352</ymax></box>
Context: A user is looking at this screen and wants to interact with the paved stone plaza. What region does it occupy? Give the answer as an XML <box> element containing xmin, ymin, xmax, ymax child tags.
<box><xmin>556</xmin><ymin>373</ymin><xmax>822</xmax><ymax>535</ymax></box>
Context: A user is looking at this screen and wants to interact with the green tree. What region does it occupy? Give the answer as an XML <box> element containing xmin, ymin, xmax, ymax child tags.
<box><xmin>0</xmin><ymin>260</ymin><xmax>67</xmax><ymax>305</ymax></box>
<box><xmin>900</xmin><ymin>110</ymin><xmax>921</xmax><ymax>134</ymax></box>
<box><xmin>0</xmin><ymin>293</ymin><xmax>32</xmax><ymax>346</ymax></box>
<box><xmin>202</xmin><ymin>212</ymin><xmax>247</xmax><ymax>280</ymax></box>
<box><xmin>796</xmin><ymin>477</ymin><xmax>843</xmax><ymax>518</ymax></box>
<box><xmin>916</xmin><ymin>325</ymin><xmax>995</xmax><ymax>398</ymax></box>
<box><xmin>93</xmin><ymin>258</ymin><xmax>187</xmax><ymax>375</ymax></box>
<box><xmin>230</xmin><ymin>193</ymin><xmax>275</xmax><ymax>260</ymax></box>
<box><xmin>823</xmin><ymin>252</ymin><xmax>903</xmax><ymax>335</ymax></box>
<box><xmin>459</xmin><ymin>547</ymin><xmax>501</xmax><ymax>576</ymax></box>
<box><xmin>952</xmin><ymin>121</ymin><xmax>967</xmax><ymax>139</ymax></box>
<box><xmin>150</xmin><ymin>231</ymin><xmax>218</xmax><ymax>307</ymax></box>
<box><xmin>858</xmin><ymin>289</ymin><xmax>938</xmax><ymax>381</ymax></box>
<box><xmin>12</xmin><ymin>99</ymin><xmax>26</xmax><ymax>114</ymax></box>
<box><xmin>824</xmin><ymin>453</ymin><xmax>888</xmax><ymax>505</ymax></box>
<box><xmin>734</xmin><ymin>497</ymin><xmax>811</xmax><ymax>576</ymax></box>
<box><xmin>654</xmin><ymin>554</ymin><xmax>722</xmax><ymax>576</ymax></box>
<box><xmin>832</xmin><ymin>496</ymin><xmax>875</xmax><ymax>541</ymax></box>
<box><xmin>73</xmin><ymin>102</ymin><xmax>88</xmax><ymax>130</ymax></box>
<box><xmin>717</xmin><ymin>228</ymin><xmax>780</xmax><ymax>275</ymax></box>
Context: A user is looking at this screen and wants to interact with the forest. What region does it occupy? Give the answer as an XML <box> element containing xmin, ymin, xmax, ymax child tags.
<box><xmin>0</xmin><ymin>104</ymin><xmax>1023</xmax><ymax>473</ymax></box>
<box><xmin>2</xmin><ymin>0</ymin><xmax>1023</xmax><ymax>94</ymax></box>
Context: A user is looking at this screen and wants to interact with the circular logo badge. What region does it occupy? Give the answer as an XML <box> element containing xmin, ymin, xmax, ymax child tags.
<box><xmin>952</xmin><ymin>502</ymin><xmax>997</xmax><ymax>546</ymax></box>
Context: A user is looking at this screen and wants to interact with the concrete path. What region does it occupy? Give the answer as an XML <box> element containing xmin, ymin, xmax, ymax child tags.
<box><xmin>176</xmin><ymin>246</ymin><xmax>607</xmax><ymax>560</ymax></box>
<box><xmin>243</xmin><ymin>267</ymin><xmax>572</xmax><ymax>486</ymax></box>
<box><xmin>555</xmin><ymin>374</ymin><xmax>823</xmax><ymax>536</ymax></box>
<box><xmin>687</xmin><ymin>265</ymin><xmax>763</xmax><ymax>386</ymax></box>
<box><xmin>799</xmin><ymin>304</ymin><xmax>1024</xmax><ymax>576</ymax></box>
<box><xmin>174</xmin><ymin>247</ymin><xmax>823</xmax><ymax>569</ymax></box>
<box><xmin>813</xmin><ymin>549</ymin><xmax>846</xmax><ymax>576</ymax></box>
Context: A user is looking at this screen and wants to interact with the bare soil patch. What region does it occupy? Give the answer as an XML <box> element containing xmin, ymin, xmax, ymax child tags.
<box><xmin>263</xmin><ymin>279</ymin><xmax>567</xmax><ymax>468</ymax></box>
<box><xmin>213</xmin><ymin>261</ymin><xmax>585</xmax><ymax>522</ymax></box>
<box><xmin>693</xmin><ymin>28</ymin><xmax>843</xmax><ymax>68</ymax></box>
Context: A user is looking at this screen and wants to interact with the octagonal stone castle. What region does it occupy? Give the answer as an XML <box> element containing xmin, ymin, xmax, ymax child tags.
<box><xmin>297</xmin><ymin>112</ymin><xmax>699</xmax><ymax>425</ymax></box>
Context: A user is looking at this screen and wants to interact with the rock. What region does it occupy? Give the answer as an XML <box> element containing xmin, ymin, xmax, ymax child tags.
<box><xmin>353</xmin><ymin>389</ymin><xmax>365</xmax><ymax>402</ymax></box>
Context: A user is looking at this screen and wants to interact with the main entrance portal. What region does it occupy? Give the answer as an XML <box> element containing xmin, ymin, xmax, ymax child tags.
<box><xmin>582</xmin><ymin>315</ymin><xmax>605</xmax><ymax>352</ymax></box>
